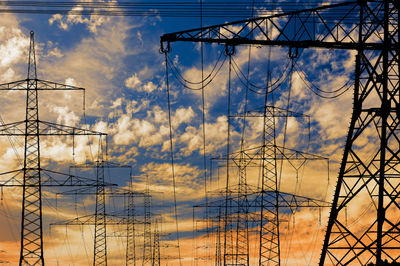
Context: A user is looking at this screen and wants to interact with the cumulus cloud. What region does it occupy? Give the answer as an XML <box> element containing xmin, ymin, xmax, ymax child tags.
<box><xmin>125</xmin><ymin>73</ymin><xmax>141</xmax><ymax>88</ymax></box>
<box><xmin>49</xmin><ymin>6</ymin><xmax>110</xmax><ymax>33</ymax></box>
<box><xmin>0</xmin><ymin>27</ymin><xmax>29</xmax><ymax>68</ymax></box>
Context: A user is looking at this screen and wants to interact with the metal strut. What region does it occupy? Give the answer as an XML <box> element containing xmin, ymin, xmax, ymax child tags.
<box><xmin>161</xmin><ymin>0</ymin><xmax>399</xmax><ymax>264</ymax></box>
<box><xmin>0</xmin><ymin>31</ymin><xmax>108</xmax><ymax>266</ymax></box>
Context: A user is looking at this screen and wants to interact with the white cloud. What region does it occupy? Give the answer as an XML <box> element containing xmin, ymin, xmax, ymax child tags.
<box><xmin>0</xmin><ymin>27</ymin><xmax>29</xmax><ymax>68</ymax></box>
<box><xmin>49</xmin><ymin>6</ymin><xmax>110</xmax><ymax>33</ymax></box>
<box><xmin>125</xmin><ymin>73</ymin><xmax>141</xmax><ymax>88</ymax></box>
<box><xmin>65</xmin><ymin>77</ymin><xmax>77</xmax><ymax>86</ymax></box>
<box><xmin>52</xmin><ymin>106</ymin><xmax>80</xmax><ymax>126</ymax></box>
<box><xmin>0</xmin><ymin>68</ymin><xmax>15</xmax><ymax>83</ymax></box>
<box><xmin>142</xmin><ymin>81</ymin><xmax>158</xmax><ymax>92</ymax></box>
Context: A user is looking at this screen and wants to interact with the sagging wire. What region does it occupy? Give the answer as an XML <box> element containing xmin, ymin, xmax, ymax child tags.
<box><xmin>199</xmin><ymin>1</ymin><xmax>211</xmax><ymax>261</ymax></box>
<box><xmin>293</xmin><ymin>64</ymin><xmax>354</xmax><ymax>99</ymax></box>
<box><xmin>278</xmin><ymin>52</ymin><xmax>296</xmax><ymax>190</ymax></box>
<box><xmin>166</xmin><ymin>51</ymin><xmax>227</xmax><ymax>91</ymax></box>
<box><xmin>223</xmin><ymin>46</ymin><xmax>234</xmax><ymax>262</ymax></box>
<box><xmin>82</xmin><ymin>90</ymin><xmax>96</xmax><ymax>162</ymax></box>
<box><xmin>231</xmin><ymin>55</ymin><xmax>292</xmax><ymax>95</ymax></box>
<box><xmin>163</xmin><ymin>51</ymin><xmax>183</xmax><ymax>266</ymax></box>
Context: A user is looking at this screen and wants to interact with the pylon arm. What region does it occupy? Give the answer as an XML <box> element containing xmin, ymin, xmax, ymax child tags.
<box><xmin>38</xmin><ymin>121</ymin><xmax>106</xmax><ymax>135</ymax></box>
<box><xmin>57</xmin><ymin>186</ymin><xmax>147</xmax><ymax>196</ymax></box>
<box><xmin>195</xmin><ymin>190</ymin><xmax>330</xmax><ymax>209</ymax></box>
<box><xmin>161</xmin><ymin>1</ymin><xmax>387</xmax><ymax>51</ymax></box>
<box><xmin>51</xmin><ymin>214</ymin><xmax>147</xmax><ymax>226</ymax></box>
<box><xmin>70</xmin><ymin>161</ymin><xmax>131</xmax><ymax>168</ymax></box>
<box><xmin>212</xmin><ymin>144</ymin><xmax>328</xmax><ymax>169</ymax></box>
<box><xmin>0</xmin><ymin>120</ymin><xmax>106</xmax><ymax>136</ymax></box>
<box><xmin>0</xmin><ymin>78</ymin><xmax>84</xmax><ymax>90</ymax></box>
<box><xmin>230</xmin><ymin>106</ymin><xmax>309</xmax><ymax>118</ymax></box>
<box><xmin>0</xmin><ymin>168</ymin><xmax>117</xmax><ymax>187</ymax></box>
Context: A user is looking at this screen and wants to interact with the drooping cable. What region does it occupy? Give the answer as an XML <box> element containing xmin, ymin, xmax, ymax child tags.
<box><xmin>223</xmin><ymin>50</ymin><xmax>234</xmax><ymax>263</ymax></box>
<box><xmin>231</xmin><ymin>56</ymin><xmax>291</xmax><ymax>94</ymax></box>
<box><xmin>166</xmin><ymin>52</ymin><xmax>227</xmax><ymax>91</ymax></box>
<box><xmin>293</xmin><ymin>64</ymin><xmax>353</xmax><ymax>99</ymax></box>
<box><xmin>281</xmin><ymin>55</ymin><xmax>297</xmax><ymax>265</ymax></box>
<box><xmin>81</xmin><ymin>90</ymin><xmax>95</xmax><ymax>162</ymax></box>
<box><xmin>164</xmin><ymin>52</ymin><xmax>182</xmax><ymax>266</ymax></box>
<box><xmin>0</xmin><ymin>114</ymin><xmax>23</xmax><ymax>166</ymax></box>
<box><xmin>199</xmin><ymin>1</ymin><xmax>211</xmax><ymax>260</ymax></box>
<box><xmin>278</xmin><ymin>55</ymin><xmax>295</xmax><ymax>190</ymax></box>
<box><xmin>167</xmin><ymin>50</ymin><xmax>225</xmax><ymax>85</ymax></box>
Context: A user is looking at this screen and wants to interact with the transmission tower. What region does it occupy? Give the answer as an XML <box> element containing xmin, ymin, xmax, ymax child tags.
<box><xmin>161</xmin><ymin>0</ymin><xmax>399</xmax><ymax>264</ymax></box>
<box><xmin>143</xmin><ymin>175</ymin><xmax>152</xmax><ymax>266</ymax></box>
<box><xmin>52</xmin><ymin>160</ymin><xmax>136</xmax><ymax>266</ymax></box>
<box><xmin>162</xmin><ymin>42</ymin><xmax>329</xmax><ymax>265</ymax></box>
<box><xmin>152</xmin><ymin>218</ymin><xmax>161</xmax><ymax>266</ymax></box>
<box><xmin>0</xmin><ymin>31</ymin><xmax>109</xmax><ymax>265</ymax></box>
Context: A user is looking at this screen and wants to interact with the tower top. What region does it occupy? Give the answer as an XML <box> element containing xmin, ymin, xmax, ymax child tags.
<box><xmin>27</xmin><ymin>30</ymin><xmax>37</xmax><ymax>80</ymax></box>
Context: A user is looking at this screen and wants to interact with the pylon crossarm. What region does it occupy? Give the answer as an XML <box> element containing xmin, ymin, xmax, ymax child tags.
<box><xmin>41</xmin><ymin>168</ymin><xmax>116</xmax><ymax>187</ymax></box>
<box><xmin>0</xmin><ymin>79</ymin><xmax>27</xmax><ymax>90</ymax></box>
<box><xmin>230</xmin><ymin>106</ymin><xmax>310</xmax><ymax>118</ymax></box>
<box><xmin>38</xmin><ymin>121</ymin><xmax>106</xmax><ymax>135</ymax></box>
<box><xmin>0</xmin><ymin>78</ymin><xmax>85</xmax><ymax>91</ymax></box>
<box><xmin>195</xmin><ymin>190</ymin><xmax>330</xmax><ymax>210</ymax></box>
<box><xmin>0</xmin><ymin>120</ymin><xmax>25</xmax><ymax>135</ymax></box>
<box><xmin>0</xmin><ymin>120</ymin><xmax>106</xmax><ymax>136</ymax></box>
<box><xmin>70</xmin><ymin>161</ymin><xmax>131</xmax><ymax>168</ymax></box>
<box><xmin>277</xmin><ymin>191</ymin><xmax>331</xmax><ymax>209</ymax></box>
<box><xmin>0</xmin><ymin>169</ymin><xmax>23</xmax><ymax>186</ymax></box>
<box><xmin>0</xmin><ymin>168</ymin><xmax>117</xmax><ymax>187</ymax></box>
<box><xmin>57</xmin><ymin>186</ymin><xmax>146</xmax><ymax>196</ymax></box>
<box><xmin>51</xmin><ymin>214</ymin><xmax>142</xmax><ymax>226</ymax></box>
<box><xmin>160</xmin><ymin>1</ymin><xmax>386</xmax><ymax>51</ymax></box>
<box><xmin>35</xmin><ymin>79</ymin><xmax>84</xmax><ymax>90</ymax></box>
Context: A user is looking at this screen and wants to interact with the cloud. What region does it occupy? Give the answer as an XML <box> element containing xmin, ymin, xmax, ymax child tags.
<box><xmin>124</xmin><ymin>73</ymin><xmax>141</xmax><ymax>88</ymax></box>
<box><xmin>49</xmin><ymin>6</ymin><xmax>111</xmax><ymax>33</ymax></box>
<box><xmin>0</xmin><ymin>27</ymin><xmax>29</xmax><ymax>68</ymax></box>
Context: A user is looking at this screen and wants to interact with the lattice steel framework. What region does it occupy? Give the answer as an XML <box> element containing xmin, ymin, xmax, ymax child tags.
<box><xmin>223</xmin><ymin>107</ymin><xmax>312</xmax><ymax>266</ymax></box>
<box><xmin>57</xmin><ymin>161</ymin><xmax>133</xmax><ymax>266</ymax></box>
<box><xmin>161</xmin><ymin>0</ymin><xmax>399</xmax><ymax>264</ymax></box>
<box><xmin>143</xmin><ymin>176</ymin><xmax>152</xmax><ymax>266</ymax></box>
<box><xmin>126</xmin><ymin>187</ymin><xmax>137</xmax><ymax>266</ymax></box>
<box><xmin>0</xmin><ymin>31</ymin><xmax>107</xmax><ymax>266</ymax></box>
<box><xmin>21</xmin><ymin>30</ymin><xmax>43</xmax><ymax>266</ymax></box>
<box><xmin>94</xmin><ymin>160</ymin><xmax>107</xmax><ymax>266</ymax></box>
<box><xmin>152</xmin><ymin>218</ymin><xmax>161</xmax><ymax>266</ymax></box>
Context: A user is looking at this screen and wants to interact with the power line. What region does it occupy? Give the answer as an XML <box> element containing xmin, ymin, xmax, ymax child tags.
<box><xmin>0</xmin><ymin>1</ymin><xmax>356</xmax><ymax>18</ymax></box>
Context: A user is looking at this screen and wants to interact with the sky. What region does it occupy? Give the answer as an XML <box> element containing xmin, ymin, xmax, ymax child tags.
<box><xmin>0</xmin><ymin>0</ymin><xmax>366</xmax><ymax>265</ymax></box>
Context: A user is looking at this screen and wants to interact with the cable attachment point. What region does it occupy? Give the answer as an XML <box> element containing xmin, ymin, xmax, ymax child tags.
<box><xmin>289</xmin><ymin>46</ymin><xmax>298</xmax><ymax>59</ymax></box>
<box><xmin>160</xmin><ymin>41</ymin><xmax>170</xmax><ymax>54</ymax></box>
<box><xmin>225</xmin><ymin>44</ymin><xmax>235</xmax><ymax>56</ymax></box>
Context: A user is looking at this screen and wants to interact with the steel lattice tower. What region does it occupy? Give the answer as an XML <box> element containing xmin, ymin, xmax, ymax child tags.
<box><xmin>53</xmin><ymin>160</ymin><xmax>135</xmax><ymax>266</ymax></box>
<box><xmin>0</xmin><ymin>31</ymin><xmax>107</xmax><ymax>266</ymax></box>
<box><xmin>126</xmin><ymin>186</ymin><xmax>136</xmax><ymax>266</ymax></box>
<box><xmin>152</xmin><ymin>218</ymin><xmax>161</xmax><ymax>266</ymax></box>
<box><xmin>93</xmin><ymin>160</ymin><xmax>108</xmax><ymax>266</ymax></box>
<box><xmin>320</xmin><ymin>2</ymin><xmax>400</xmax><ymax>264</ymax></box>
<box><xmin>161</xmin><ymin>0</ymin><xmax>399</xmax><ymax>264</ymax></box>
<box><xmin>143</xmin><ymin>176</ymin><xmax>152</xmax><ymax>266</ymax></box>
<box><xmin>20</xmin><ymin>29</ymin><xmax>44</xmax><ymax>266</ymax></box>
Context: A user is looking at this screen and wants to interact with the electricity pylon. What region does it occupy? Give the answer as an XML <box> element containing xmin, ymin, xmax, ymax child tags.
<box><xmin>143</xmin><ymin>175</ymin><xmax>152</xmax><ymax>266</ymax></box>
<box><xmin>152</xmin><ymin>218</ymin><xmax>161</xmax><ymax>266</ymax></box>
<box><xmin>0</xmin><ymin>31</ymin><xmax>109</xmax><ymax>265</ymax></box>
<box><xmin>161</xmin><ymin>0</ymin><xmax>399</xmax><ymax>264</ymax></box>
<box><xmin>52</xmin><ymin>160</ymin><xmax>135</xmax><ymax>266</ymax></box>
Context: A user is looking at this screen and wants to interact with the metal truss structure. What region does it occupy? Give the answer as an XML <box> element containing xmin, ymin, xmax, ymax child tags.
<box><xmin>0</xmin><ymin>31</ymin><xmax>108</xmax><ymax>265</ymax></box>
<box><xmin>52</xmin><ymin>161</ymin><xmax>141</xmax><ymax>266</ymax></box>
<box><xmin>161</xmin><ymin>0</ymin><xmax>399</xmax><ymax>264</ymax></box>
